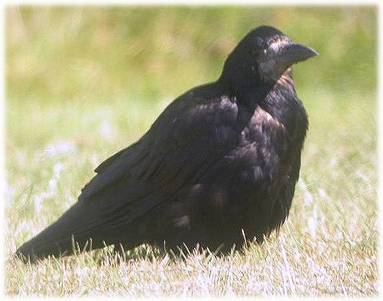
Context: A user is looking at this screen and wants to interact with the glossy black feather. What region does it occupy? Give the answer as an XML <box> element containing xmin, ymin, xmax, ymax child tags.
<box><xmin>16</xmin><ymin>26</ymin><xmax>317</xmax><ymax>262</ymax></box>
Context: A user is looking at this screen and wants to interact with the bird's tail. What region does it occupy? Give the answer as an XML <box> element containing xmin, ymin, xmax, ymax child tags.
<box><xmin>15</xmin><ymin>198</ymin><xmax>140</xmax><ymax>262</ymax></box>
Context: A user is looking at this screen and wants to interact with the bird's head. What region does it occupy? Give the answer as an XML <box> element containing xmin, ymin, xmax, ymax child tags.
<box><xmin>221</xmin><ymin>26</ymin><xmax>318</xmax><ymax>86</ymax></box>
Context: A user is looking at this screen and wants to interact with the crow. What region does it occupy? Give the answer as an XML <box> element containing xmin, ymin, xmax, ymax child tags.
<box><xmin>16</xmin><ymin>25</ymin><xmax>317</xmax><ymax>262</ymax></box>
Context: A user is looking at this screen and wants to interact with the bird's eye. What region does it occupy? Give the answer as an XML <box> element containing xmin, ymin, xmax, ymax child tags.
<box><xmin>251</xmin><ymin>37</ymin><xmax>267</xmax><ymax>58</ymax></box>
<box><xmin>251</xmin><ymin>48</ymin><xmax>267</xmax><ymax>58</ymax></box>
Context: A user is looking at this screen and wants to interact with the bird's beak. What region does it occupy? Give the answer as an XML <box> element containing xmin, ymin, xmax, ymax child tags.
<box><xmin>258</xmin><ymin>41</ymin><xmax>318</xmax><ymax>82</ymax></box>
<box><xmin>278</xmin><ymin>43</ymin><xmax>318</xmax><ymax>66</ymax></box>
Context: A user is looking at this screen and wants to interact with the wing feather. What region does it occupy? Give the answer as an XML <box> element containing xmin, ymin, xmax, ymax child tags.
<box><xmin>80</xmin><ymin>83</ymin><xmax>239</xmax><ymax>203</ymax></box>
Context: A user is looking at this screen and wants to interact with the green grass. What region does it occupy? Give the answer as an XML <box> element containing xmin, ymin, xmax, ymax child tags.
<box><xmin>4</xmin><ymin>6</ymin><xmax>378</xmax><ymax>297</ymax></box>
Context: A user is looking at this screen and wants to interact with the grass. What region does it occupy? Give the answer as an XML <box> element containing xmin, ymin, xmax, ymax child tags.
<box><xmin>4</xmin><ymin>6</ymin><xmax>378</xmax><ymax>297</ymax></box>
<box><xmin>5</xmin><ymin>235</ymin><xmax>377</xmax><ymax>297</ymax></box>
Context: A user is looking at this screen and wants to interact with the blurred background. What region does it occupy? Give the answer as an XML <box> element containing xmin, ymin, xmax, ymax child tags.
<box><xmin>6</xmin><ymin>5</ymin><xmax>377</xmax><ymax>156</ymax></box>
<box><xmin>7</xmin><ymin>6</ymin><xmax>376</xmax><ymax>101</ymax></box>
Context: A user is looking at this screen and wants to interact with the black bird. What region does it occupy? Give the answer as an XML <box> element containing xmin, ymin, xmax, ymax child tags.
<box><xmin>16</xmin><ymin>26</ymin><xmax>317</xmax><ymax>262</ymax></box>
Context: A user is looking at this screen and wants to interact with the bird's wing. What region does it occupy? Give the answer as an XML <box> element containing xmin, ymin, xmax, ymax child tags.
<box><xmin>16</xmin><ymin>84</ymin><xmax>245</xmax><ymax>260</ymax></box>
<box><xmin>79</xmin><ymin>84</ymin><xmax>240</xmax><ymax>203</ymax></box>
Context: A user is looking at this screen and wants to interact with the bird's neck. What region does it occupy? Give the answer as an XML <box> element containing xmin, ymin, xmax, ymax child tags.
<box><xmin>223</xmin><ymin>70</ymin><xmax>304</xmax><ymax>130</ymax></box>
<box><xmin>218</xmin><ymin>68</ymin><xmax>303</xmax><ymax>130</ymax></box>
<box><xmin>260</xmin><ymin>72</ymin><xmax>297</xmax><ymax>114</ymax></box>
<box><xmin>260</xmin><ymin>72</ymin><xmax>308</xmax><ymax>138</ymax></box>
<box><xmin>219</xmin><ymin>72</ymin><xmax>274</xmax><ymax>112</ymax></box>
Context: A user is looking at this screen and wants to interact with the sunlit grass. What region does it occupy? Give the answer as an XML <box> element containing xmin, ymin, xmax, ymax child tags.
<box><xmin>5</xmin><ymin>6</ymin><xmax>378</xmax><ymax>297</ymax></box>
<box><xmin>6</xmin><ymin>231</ymin><xmax>377</xmax><ymax>296</ymax></box>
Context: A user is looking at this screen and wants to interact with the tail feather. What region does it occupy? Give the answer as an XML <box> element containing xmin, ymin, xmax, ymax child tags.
<box><xmin>15</xmin><ymin>181</ymin><xmax>169</xmax><ymax>262</ymax></box>
<box><xmin>16</xmin><ymin>202</ymin><xmax>133</xmax><ymax>261</ymax></box>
